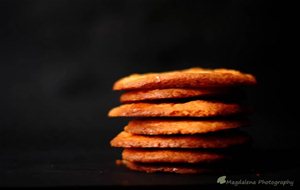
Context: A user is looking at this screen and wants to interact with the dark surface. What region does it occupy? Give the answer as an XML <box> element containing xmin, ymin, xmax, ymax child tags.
<box><xmin>0</xmin><ymin>148</ymin><xmax>298</xmax><ymax>187</ymax></box>
<box><xmin>0</xmin><ymin>147</ymin><xmax>298</xmax><ymax>187</ymax></box>
<box><xmin>0</xmin><ymin>0</ymin><xmax>298</xmax><ymax>187</ymax></box>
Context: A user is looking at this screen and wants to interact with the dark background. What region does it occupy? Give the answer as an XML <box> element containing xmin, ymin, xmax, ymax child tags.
<box><xmin>0</xmin><ymin>0</ymin><xmax>298</xmax><ymax>187</ymax></box>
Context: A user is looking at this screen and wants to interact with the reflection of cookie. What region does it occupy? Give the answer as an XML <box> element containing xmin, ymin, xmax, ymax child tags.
<box><xmin>108</xmin><ymin>100</ymin><xmax>243</xmax><ymax>117</ymax></box>
<box><xmin>120</xmin><ymin>160</ymin><xmax>216</xmax><ymax>174</ymax></box>
<box><xmin>113</xmin><ymin>67</ymin><xmax>256</xmax><ymax>90</ymax></box>
<box><xmin>110</xmin><ymin>131</ymin><xmax>250</xmax><ymax>148</ymax></box>
<box><xmin>120</xmin><ymin>88</ymin><xmax>229</xmax><ymax>103</ymax></box>
<box><xmin>122</xmin><ymin>149</ymin><xmax>226</xmax><ymax>163</ymax></box>
<box><xmin>125</xmin><ymin>119</ymin><xmax>246</xmax><ymax>135</ymax></box>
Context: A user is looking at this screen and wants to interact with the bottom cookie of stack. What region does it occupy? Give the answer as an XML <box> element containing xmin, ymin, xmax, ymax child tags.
<box><xmin>118</xmin><ymin>160</ymin><xmax>219</xmax><ymax>174</ymax></box>
<box><xmin>117</xmin><ymin>148</ymin><xmax>249</xmax><ymax>174</ymax></box>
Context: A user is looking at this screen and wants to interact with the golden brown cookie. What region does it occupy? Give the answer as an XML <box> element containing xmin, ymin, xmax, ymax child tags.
<box><xmin>119</xmin><ymin>160</ymin><xmax>214</xmax><ymax>174</ymax></box>
<box><xmin>110</xmin><ymin>131</ymin><xmax>250</xmax><ymax>148</ymax></box>
<box><xmin>125</xmin><ymin>119</ymin><xmax>247</xmax><ymax>135</ymax></box>
<box><xmin>113</xmin><ymin>67</ymin><xmax>256</xmax><ymax>90</ymax></box>
<box><xmin>108</xmin><ymin>100</ymin><xmax>244</xmax><ymax>117</ymax></box>
<box><xmin>120</xmin><ymin>88</ymin><xmax>230</xmax><ymax>103</ymax></box>
<box><xmin>122</xmin><ymin>148</ymin><xmax>226</xmax><ymax>163</ymax></box>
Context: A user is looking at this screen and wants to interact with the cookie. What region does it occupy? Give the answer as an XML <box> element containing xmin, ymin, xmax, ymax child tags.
<box><xmin>120</xmin><ymin>88</ymin><xmax>231</xmax><ymax>103</ymax></box>
<box><xmin>124</xmin><ymin>119</ymin><xmax>247</xmax><ymax>135</ymax></box>
<box><xmin>108</xmin><ymin>100</ymin><xmax>244</xmax><ymax>117</ymax></box>
<box><xmin>113</xmin><ymin>67</ymin><xmax>256</xmax><ymax>90</ymax></box>
<box><xmin>119</xmin><ymin>160</ymin><xmax>215</xmax><ymax>174</ymax></box>
<box><xmin>122</xmin><ymin>148</ymin><xmax>226</xmax><ymax>163</ymax></box>
<box><xmin>110</xmin><ymin>131</ymin><xmax>250</xmax><ymax>148</ymax></box>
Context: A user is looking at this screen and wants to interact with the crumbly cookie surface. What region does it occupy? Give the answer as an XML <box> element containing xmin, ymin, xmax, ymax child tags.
<box><xmin>125</xmin><ymin>119</ymin><xmax>247</xmax><ymax>135</ymax></box>
<box><xmin>122</xmin><ymin>148</ymin><xmax>226</xmax><ymax>163</ymax></box>
<box><xmin>108</xmin><ymin>100</ymin><xmax>244</xmax><ymax>117</ymax></box>
<box><xmin>110</xmin><ymin>131</ymin><xmax>250</xmax><ymax>148</ymax></box>
<box><xmin>120</xmin><ymin>88</ymin><xmax>230</xmax><ymax>103</ymax></box>
<box><xmin>113</xmin><ymin>67</ymin><xmax>256</xmax><ymax>90</ymax></box>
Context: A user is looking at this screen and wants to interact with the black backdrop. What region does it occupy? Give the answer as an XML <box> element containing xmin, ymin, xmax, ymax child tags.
<box><xmin>0</xmin><ymin>0</ymin><xmax>298</xmax><ymax>186</ymax></box>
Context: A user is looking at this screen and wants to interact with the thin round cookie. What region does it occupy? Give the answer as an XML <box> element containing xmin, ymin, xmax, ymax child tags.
<box><xmin>120</xmin><ymin>88</ymin><xmax>230</xmax><ymax>103</ymax></box>
<box><xmin>110</xmin><ymin>131</ymin><xmax>250</xmax><ymax>149</ymax></box>
<box><xmin>108</xmin><ymin>100</ymin><xmax>244</xmax><ymax>117</ymax></box>
<box><xmin>113</xmin><ymin>67</ymin><xmax>256</xmax><ymax>90</ymax></box>
<box><xmin>119</xmin><ymin>160</ymin><xmax>216</xmax><ymax>174</ymax></box>
<box><xmin>122</xmin><ymin>149</ymin><xmax>226</xmax><ymax>163</ymax></box>
<box><xmin>124</xmin><ymin>119</ymin><xmax>247</xmax><ymax>135</ymax></box>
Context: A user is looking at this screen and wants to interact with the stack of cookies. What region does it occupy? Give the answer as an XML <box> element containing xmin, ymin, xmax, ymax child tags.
<box><xmin>108</xmin><ymin>68</ymin><xmax>256</xmax><ymax>174</ymax></box>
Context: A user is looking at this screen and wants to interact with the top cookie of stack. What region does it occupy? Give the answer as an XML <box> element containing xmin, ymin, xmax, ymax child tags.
<box><xmin>113</xmin><ymin>67</ymin><xmax>256</xmax><ymax>91</ymax></box>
